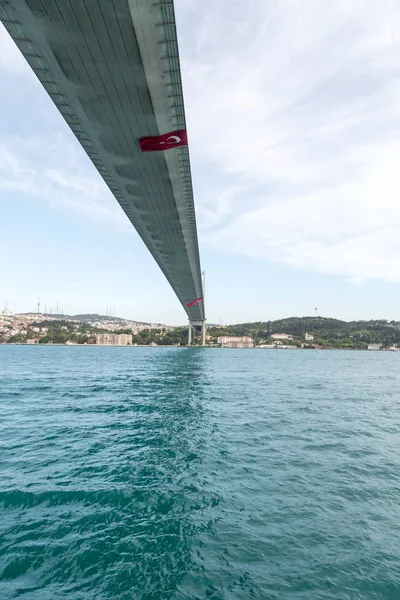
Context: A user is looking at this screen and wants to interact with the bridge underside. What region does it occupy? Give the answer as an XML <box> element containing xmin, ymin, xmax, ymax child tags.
<box><xmin>0</xmin><ymin>0</ymin><xmax>205</xmax><ymax>322</ymax></box>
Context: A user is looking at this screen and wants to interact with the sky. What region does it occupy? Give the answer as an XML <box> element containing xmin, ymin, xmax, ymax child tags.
<box><xmin>2</xmin><ymin>0</ymin><xmax>400</xmax><ymax>325</ymax></box>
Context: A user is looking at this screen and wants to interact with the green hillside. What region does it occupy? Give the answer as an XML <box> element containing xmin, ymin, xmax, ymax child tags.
<box><xmin>208</xmin><ymin>317</ymin><xmax>400</xmax><ymax>348</ymax></box>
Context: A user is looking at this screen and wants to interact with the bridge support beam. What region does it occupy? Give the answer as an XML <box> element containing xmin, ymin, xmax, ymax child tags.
<box><xmin>188</xmin><ymin>320</ymin><xmax>207</xmax><ymax>346</ymax></box>
<box><xmin>201</xmin><ymin>320</ymin><xmax>206</xmax><ymax>347</ymax></box>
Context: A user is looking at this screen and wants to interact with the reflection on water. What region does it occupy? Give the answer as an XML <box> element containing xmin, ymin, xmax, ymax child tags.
<box><xmin>1</xmin><ymin>347</ymin><xmax>215</xmax><ymax>599</ymax></box>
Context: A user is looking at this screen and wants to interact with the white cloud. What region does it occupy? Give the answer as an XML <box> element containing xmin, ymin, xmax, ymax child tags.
<box><xmin>177</xmin><ymin>0</ymin><xmax>400</xmax><ymax>282</ymax></box>
<box><xmin>0</xmin><ymin>24</ymin><xmax>126</xmax><ymax>228</ymax></box>
<box><xmin>3</xmin><ymin>2</ymin><xmax>400</xmax><ymax>284</ymax></box>
<box><xmin>0</xmin><ymin>134</ymin><xmax>128</xmax><ymax>229</ymax></box>
<box><xmin>204</xmin><ymin>139</ymin><xmax>400</xmax><ymax>283</ymax></box>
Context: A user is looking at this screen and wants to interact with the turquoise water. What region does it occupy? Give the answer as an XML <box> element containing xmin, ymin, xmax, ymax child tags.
<box><xmin>1</xmin><ymin>346</ymin><xmax>400</xmax><ymax>599</ymax></box>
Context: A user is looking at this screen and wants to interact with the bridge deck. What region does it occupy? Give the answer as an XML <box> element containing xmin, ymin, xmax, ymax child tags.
<box><xmin>0</xmin><ymin>0</ymin><xmax>205</xmax><ymax>321</ymax></box>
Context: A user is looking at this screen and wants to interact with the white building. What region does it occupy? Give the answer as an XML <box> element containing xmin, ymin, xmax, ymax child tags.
<box><xmin>367</xmin><ymin>344</ymin><xmax>382</xmax><ymax>351</ymax></box>
<box><xmin>271</xmin><ymin>333</ymin><xmax>293</xmax><ymax>341</ymax></box>
<box><xmin>305</xmin><ymin>332</ymin><xmax>314</xmax><ymax>341</ymax></box>
<box><xmin>96</xmin><ymin>333</ymin><xmax>132</xmax><ymax>346</ymax></box>
<box><xmin>217</xmin><ymin>336</ymin><xmax>254</xmax><ymax>348</ymax></box>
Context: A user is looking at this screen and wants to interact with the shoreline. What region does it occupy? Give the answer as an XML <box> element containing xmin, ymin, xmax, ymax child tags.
<box><xmin>1</xmin><ymin>343</ymin><xmax>399</xmax><ymax>352</ymax></box>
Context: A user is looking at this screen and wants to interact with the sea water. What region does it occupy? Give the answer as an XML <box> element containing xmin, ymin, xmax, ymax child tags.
<box><xmin>1</xmin><ymin>346</ymin><xmax>400</xmax><ymax>599</ymax></box>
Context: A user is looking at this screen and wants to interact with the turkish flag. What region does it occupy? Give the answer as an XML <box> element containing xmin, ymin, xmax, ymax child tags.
<box><xmin>140</xmin><ymin>129</ymin><xmax>188</xmax><ymax>152</ymax></box>
<box><xmin>187</xmin><ymin>297</ymin><xmax>203</xmax><ymax>307</ymax></box>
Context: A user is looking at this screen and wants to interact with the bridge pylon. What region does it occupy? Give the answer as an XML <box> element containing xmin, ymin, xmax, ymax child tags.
<box><xmin>188</xmin><ymin>320</ymin><xmax>207</xmax><ymax>347</ymax></box>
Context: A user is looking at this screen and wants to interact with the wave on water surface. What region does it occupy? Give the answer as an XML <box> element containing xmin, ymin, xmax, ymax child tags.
<box><xmin>1</xmin><ymin>346</ymin><xmax>400</xmax><ymax>599</ymax></box>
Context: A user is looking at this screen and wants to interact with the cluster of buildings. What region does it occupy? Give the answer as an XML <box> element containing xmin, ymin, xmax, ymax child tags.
<box><xmin>89</xmin><ymin>317</ymin><xmax>166</xmax><ymax>334</ymax></box>
<box><xmin>216</xmin><ymin>333</ymin><xmax>314</xmax><ymax>349</ymax></box>
<box><xmin>257</xmin><ymin>332</ymin><xmax>315</xmax><ymax>349</ymax></box>
<box><xmin>0</xmin><ymin>310</ymin><xmax>55</xmax><ymax>342</ymax></box>
<box><xmin>368</xmin><ymin>343</ymin><xmax>400</xmax><ymax>351</ymax></box>
<box><xmin>0</xmin><ymin>309</ymin><xmax>166</xmax><ymax>344</ymax></box>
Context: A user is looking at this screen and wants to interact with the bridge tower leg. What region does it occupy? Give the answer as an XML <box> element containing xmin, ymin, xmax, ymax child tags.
<box><xmin>201</xmin><ymin>320</ymin><xmax>206</xmax><ymax>347</ymax></box>
<box><xmin>201</xmin><ymin>271</ymin><xmax>206</xmax><ymax>347</ymax></box>
<box><xmin>188</xmin><ymin>320</ymin><xmax>206</xmax><ymax>346</ymax></box>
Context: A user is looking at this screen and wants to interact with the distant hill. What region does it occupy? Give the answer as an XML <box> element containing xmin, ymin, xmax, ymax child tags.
<box><xmin>209</xmin><ymin>317</ymin><xmax>400</xmax><ymax>348</ymax></box>
<box><xmin>63</xmin><ymin>313</ymin><xmax>158</xmax><ymax>326</ymax></box>
<box><xmin>19</xmin><ymin>313</ymin><xmax>166</xmax><ymax>327</ymax></box>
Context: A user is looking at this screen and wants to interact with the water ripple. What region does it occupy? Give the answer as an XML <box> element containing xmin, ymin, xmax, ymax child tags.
<box><xmin>1</xmin><ymin>346</ymin><xmax>400</xmax><ymax>599</ymax></box>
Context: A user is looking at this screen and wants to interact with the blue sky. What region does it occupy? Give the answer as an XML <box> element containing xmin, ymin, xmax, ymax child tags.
<box><xmin>2</xmin><ymin>0</ymin><xmax>400</xmax><ymax>325</ymax></box>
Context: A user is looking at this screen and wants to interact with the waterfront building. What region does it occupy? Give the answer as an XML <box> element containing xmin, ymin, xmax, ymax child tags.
<box><xmin>271</xmin><ymin>333</ymin><xmax>293</xmax><ymax>341</ymax></box>
<box><xmin>95</xmin><ymin>333</ymin><xmax>133</xmax><ymax>346</ymax></box>
<box><xmin>217</xmin><ymin>336</ymin><xmax>254</xmax><ymax>348</ymax></box>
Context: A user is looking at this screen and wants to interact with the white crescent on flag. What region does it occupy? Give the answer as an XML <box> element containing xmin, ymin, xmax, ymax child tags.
<box><xmin>140</xmin><ymin>129</ymin><xmax>188</xmax><ymax>152</ymax></box>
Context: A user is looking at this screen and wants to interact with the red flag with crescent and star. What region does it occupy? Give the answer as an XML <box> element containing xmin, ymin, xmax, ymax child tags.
<box><xmin>187</xmin><ymin>297</ymin><xmax>203</xmax><ymax>308</ymax></box>
<box><xmin>139</xmin><ymin>129</ymin><xmax>188</xmax><ymax>152</ymax></box>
